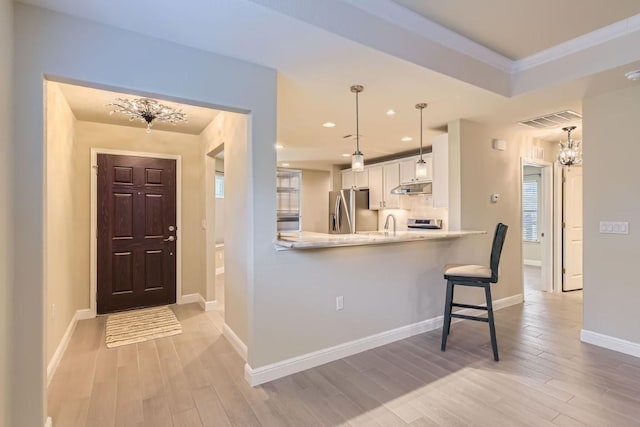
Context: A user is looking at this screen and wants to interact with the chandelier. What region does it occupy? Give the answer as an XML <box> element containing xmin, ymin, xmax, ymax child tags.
<box><xmin>108</xmin><ymin>97</ymin><xmax>188</xmax><ymax>133</ymax></box>
<box><xmin>557</xmin><ymin>125</ymin><xmax>582</xmax><ymax>166</ymax></box>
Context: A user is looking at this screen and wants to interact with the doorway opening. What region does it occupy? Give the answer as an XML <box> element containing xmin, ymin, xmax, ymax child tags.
<box><xmin>521</xmin><ymin>160</ymin><xmax>554</xmax><ymax>294</ymax></box>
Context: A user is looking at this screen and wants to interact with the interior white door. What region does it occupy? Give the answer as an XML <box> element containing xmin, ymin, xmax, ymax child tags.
<box><xmin>563</xmin><ymin>166</ymin><xmax>583</xmax><ymax>291</ymax></box>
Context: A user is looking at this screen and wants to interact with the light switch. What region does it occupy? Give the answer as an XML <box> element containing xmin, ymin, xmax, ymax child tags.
<box><xmin>599</xmin><ymin>221</ymin><xmax>629</xmax><ymax>235</ymax></box>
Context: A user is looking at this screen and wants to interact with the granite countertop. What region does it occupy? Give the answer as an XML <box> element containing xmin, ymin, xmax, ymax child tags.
<box><xmin>274</xmin><ymin>229</ymin><xmax>486</xmax><ymax>250</ymax></box>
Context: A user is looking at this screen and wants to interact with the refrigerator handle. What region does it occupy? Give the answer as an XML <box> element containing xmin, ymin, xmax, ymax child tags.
<box><xmin>334</xmin><ymin>193</ymin><xmax>341</xmax><ymax>232</ymax></box>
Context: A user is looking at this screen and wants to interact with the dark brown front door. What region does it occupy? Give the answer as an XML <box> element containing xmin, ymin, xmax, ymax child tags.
<box><xmin>97</xmin><ymin>154</ymin><xmax>177</xmax><ymax>314</ymax></box>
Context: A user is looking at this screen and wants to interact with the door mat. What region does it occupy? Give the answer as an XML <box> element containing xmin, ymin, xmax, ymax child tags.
<box><xmin>105</xmin><ymin>306</ymin><xmax>182</xmax><ymax>348</ymax></box>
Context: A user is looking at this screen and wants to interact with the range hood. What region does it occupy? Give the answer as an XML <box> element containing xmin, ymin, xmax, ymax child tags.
<box><xmin>391</xmin><ymin>181</ymin><xmax>432</xmax><ymax>195</ymax></box>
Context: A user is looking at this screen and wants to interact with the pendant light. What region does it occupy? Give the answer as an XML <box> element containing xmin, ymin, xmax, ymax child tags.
<box><xmin>557</xmin><ymin>125</ymin><xmax>582</xmax><ymax>167</ymax></box>
<box><xmin>415</xmin><ymin>103</ymin><xmax>428</xmax><ymax>179</ymax></box>
<box><xmin>350</xmin><ymin>85</ymin><xmax>365</xmax><ymax>172</ymax></box>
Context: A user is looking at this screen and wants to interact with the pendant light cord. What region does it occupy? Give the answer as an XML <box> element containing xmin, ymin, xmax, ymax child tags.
<box><xmin>355</xmin><ymin>90</ymin><xmax>360</xmax><ymax>153</ymax></box>
<box><xmin>419</xmin><ymin>107</ymin><xmax>423</xmax><ymax>160</ymax></box>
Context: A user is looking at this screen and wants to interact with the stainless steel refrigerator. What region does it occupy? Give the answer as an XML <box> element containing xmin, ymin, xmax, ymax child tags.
<box><xmin>328</xmin><ymin>189</ymin><xmax>378</xmax><ymax>234</ymax></box>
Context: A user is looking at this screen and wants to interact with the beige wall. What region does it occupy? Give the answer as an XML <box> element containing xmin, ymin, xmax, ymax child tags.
<box><xmin>202</xmin><ymin>112</ymin><xmax>251</xmax><ymax>344</ymax></box>
<box><xmin>14</xmin><ymin>4</ymin><xmax>277</xmax><ymax>424</ymax></box>
<box><xmin>45</xmin><ymin>82</ymin><xmax>79</xmax><ymax>363</ymax></box>
<box><xmin>301</xmin><ymin>169</ymin><xmax>330</xmax><ymax>233</ymax></box>
<box><xmin>583</xmin><ymin>85</ymin><xmax>640</xmax><ymax>343</ymax></box>
<box><xmin>74</xmin><ymin>121</ymin><xmax>206</xmax><ymax>300</ymax></box>
<box><xmin>0</xmin><ymin>0</ymin><xmax>12</xmax><ymax>424</ymax></box>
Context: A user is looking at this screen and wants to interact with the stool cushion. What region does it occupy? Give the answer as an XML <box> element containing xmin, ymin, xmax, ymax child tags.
<box><xmin>444</xmin><ymin>264</ymin><xmax>492</xmax><ymax>279</ymax></box>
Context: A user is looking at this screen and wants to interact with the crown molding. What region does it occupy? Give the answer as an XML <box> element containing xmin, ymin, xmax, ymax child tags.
<box><xmin>513</xmin><ymin>12</ymin><xmax>640</xmax><ymax>72</ymax></box>
<box><xmin>343</xmin><ymin>0</ymin><xmax>513</xmax><ymax>73</ymax></box>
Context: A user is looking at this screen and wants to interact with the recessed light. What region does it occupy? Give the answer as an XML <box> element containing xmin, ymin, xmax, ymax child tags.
<box><xmin>275</xmin><ymin>144</ymin><xmax>284</xmax><ymax>150</ymax></box>
<box><xmin>386</xmin><ymin>109</ymin><xmax>396</xmax><ymax>116</ymax></box>
<box><xmin>341</xmin><ymin>153</ymin><xmax>351</xmax><ymax>158</ymax></box>
<box><xmin>281</xmin><ymin>163</ymin><xmax>290</xmax><ymax>167</ymax></box>
<box><xmin>322</xmin><ymin>122</ymin><xmax>336</xmax><ymax>128</ymax></box>
<box><xmin>401</xmin><ymin>136</ymin><xmax>413</xmax><ymax>142</ymax></box>
<box><xmin>625</xmin><ymin>70</ymin><xmax>640</xmax><ymax>81</ymax></box>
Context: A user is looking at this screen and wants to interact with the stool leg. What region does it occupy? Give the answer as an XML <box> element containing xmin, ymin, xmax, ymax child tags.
<box><xmin>441</xmin><ymin>280</ymin><xmax>454</xmax><ymax>352</ymax></box>
<box><xmin>484</xmin><ymin>284</ymin><xmax>499</xmax><ymax>361</ymax></box>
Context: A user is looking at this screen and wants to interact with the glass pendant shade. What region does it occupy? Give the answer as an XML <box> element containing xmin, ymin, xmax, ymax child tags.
<box><xmin>557</xmin><ymin>126</ymin><xmax>582</xmax><ymax>166</ymax></box>
<box><xmin>352</xmin><ymin>150</ymin><xmax>364</xmax><ymax>172</ymax></box>
<box><xmin>415</xmin><ymin>158</ymin><xmax>428</xmax><ymax>179</ymax></box>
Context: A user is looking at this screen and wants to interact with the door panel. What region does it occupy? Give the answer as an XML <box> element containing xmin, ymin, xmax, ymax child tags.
<box><xmin>98</xmin><ymin>154</ymin><xmax>177</xmax><ymax>313</ymax></box>
<box><xmin>563</xmin><ymin>166</ymin><xmax>583</xmax><ymax>291</ymax></box>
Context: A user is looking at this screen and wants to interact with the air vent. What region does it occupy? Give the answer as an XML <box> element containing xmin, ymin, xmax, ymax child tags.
<box><xmin>518</xmin><ymin>110</ymin><xmax>582</xmax><ymax>129</ymax></box>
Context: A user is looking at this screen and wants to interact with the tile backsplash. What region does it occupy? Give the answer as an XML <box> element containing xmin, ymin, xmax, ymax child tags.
<box><xmin>377</xmin><ymin>194</ymin><xmax>448</xmax><ymax>230</ymax></box>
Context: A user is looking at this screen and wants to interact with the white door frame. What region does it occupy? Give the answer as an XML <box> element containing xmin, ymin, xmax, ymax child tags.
<box><xmin>90</xmin><ymin>148</ymin><xmax>183</xmax><ymax>317</ymax></box>
<box><xmin>521</xmin><ymin>158</ymin><xmax>554</xmax><ymax>293</ymax></box>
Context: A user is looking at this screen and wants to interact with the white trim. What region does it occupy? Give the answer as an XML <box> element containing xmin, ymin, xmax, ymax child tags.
<box><xmin>524</xmin><ymin>259</ymin><xmax>542</xmax><ymax>267</ymax></box>
<box><xmin>553</xmin><ymin>162</ymin><xmax>564</xmax><ymax>293</ymax></box>
<box><xmin>216</xmin><ymin>267</ymin><xmax>225</xmax><ymax>275</ymax></box>
<box><xmin>47</xmin><ymin>308</ymin><xmax>95</xmax><ymax>387</ymax></box>
<box><xmin>90</xmin><ymin>148</ymin><xmax>182</xmax><ymax>316</ymax></box>
<box><xmin>343</xmin><ymin>0</ymin><xmax>512</xmax><ymax>73</ymax></box>
<box><xmin>179</xmin><ymin>293</ymin><xmax>217</xmax><ymax>311</ymax></box>
<box><xmin>45</xmin><ymin>417</ymin><xmax>52</xmax><ymax>427</ymax></box>
<box><xmin>179</xmin><ymin>293</ymin><xmax>201</xmax><ymax>305</ymax></box>
<box><xmin>581</xmin><ymin>329</ymin><xmax>640</xmax><ymax>359</ymax></box>
<box><xmin>224</xmin><ymin>323</ymin><xmax>248</xmax><ymax>361</ymax></box>
<box><xmin>244</xmin><ymin>293</ymin><xmax>523</xmax><ymax>386</ymax></box>
<box><xmin>513</xmin><ymin>12</ymin><xmax>640</xmax><ymax>72</ymax></box>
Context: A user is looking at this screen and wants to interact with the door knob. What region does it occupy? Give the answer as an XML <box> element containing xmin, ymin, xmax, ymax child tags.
<box><xmin>164</xmin><ymin>236</ymin><xmax>175</xmax><ymax>242</ymax></box>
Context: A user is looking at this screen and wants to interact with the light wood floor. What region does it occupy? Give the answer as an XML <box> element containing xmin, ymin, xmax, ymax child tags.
<box><xmin>48</xmin><ymin>288</ymin><xmax>640</xmax><ymax>426</ymax></box>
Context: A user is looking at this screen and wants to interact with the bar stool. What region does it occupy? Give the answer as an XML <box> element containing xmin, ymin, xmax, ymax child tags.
<box><xmin>440</xmin><ymin>223</ymin><xmax>508</xmax><ymax>361</ymax></box>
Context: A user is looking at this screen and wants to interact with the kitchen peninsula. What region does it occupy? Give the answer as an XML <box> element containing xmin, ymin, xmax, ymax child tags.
<box><xmin>275</xmin><ymin>229</ymin><xmax>485</xmax><ymax>249</ymax></box>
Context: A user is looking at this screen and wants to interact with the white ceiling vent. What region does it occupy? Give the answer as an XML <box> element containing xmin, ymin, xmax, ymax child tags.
<box><xmin>518</xmin><ymin>110</ymin><xmax>582</xmax><ymax>129</ymax></box>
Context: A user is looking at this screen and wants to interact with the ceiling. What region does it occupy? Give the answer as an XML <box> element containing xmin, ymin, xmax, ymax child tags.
<box><xmin>55</xmin><ymin>82</ymin><xmax>219</xmax><ymax>135</ymax></box>
<box><xmin>23</xmin><ymin>0</ymin><xmax>640</xmax><ymax>170</ymax></box>
<box><xmin>392</xmin><ymin>0</ymin><xmax>640</xmax><ymax>59</ymax></box>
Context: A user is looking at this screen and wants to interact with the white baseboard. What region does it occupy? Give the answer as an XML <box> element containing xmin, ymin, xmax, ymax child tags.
<box><xmin>179</xmin><ymin>293</ymin><xmax>201</xmax><ymax>305</ymax></box>
<box><xmin>244</xmin><ymin>293</ymin><xmax>523</xmax><ymax>386</ymax></box>
<box><xmin>45</xmin><ymin>417</ymin><xmax>52</xmax><ymax>427</ymax></box>
<box><xmin>180</xmin><ymin>293</ymin><xmax>217</xmax><ymax>312</ymax></box>
<box><xmin>223</xmin><ymin>323</ymin><xmax>248</xmax><ymax>361</ymax></box>
<box><xmin>524</xmin><ymin>259</ymin><xmax>542</xmax><ymax>267</ymax></box>
<box><xmin>216</xmin><ymin>267</ymin><xmax>225</xmax><ymax>275</ymax></box>
<box><xmin>581</xmin><ymin>329</ymin><xmax>640</xmax><ymax>358</ymax></box>
<box><xmin>47</xmin><ymin>308</ymin><xmax>95</xmax><ymax>387</ymax></box>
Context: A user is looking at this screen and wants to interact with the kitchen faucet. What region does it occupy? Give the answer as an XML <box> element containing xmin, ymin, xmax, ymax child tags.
<box><xmin>384</xmin><ymin>214</ymin><xmax>397</xmax><ymax>235</ymax></box>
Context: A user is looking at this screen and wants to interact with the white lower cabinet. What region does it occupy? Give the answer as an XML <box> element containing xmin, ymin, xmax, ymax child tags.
<box><xmin>368</xmin><ymin>163</ymin><xmax>400</xmax><ymax>210</ymax></box>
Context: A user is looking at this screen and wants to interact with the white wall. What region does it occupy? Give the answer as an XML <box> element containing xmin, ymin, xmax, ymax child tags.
<box><xmin>45</xmin><ymin>82</ymin><xmax>78</xmax><ymax>363</ymax></box>
<box><xmin>583</xmin><ymin>85</ymin><xmax>640</xmax><ymax>344</ymax></box>
<box><xmin>0</xmin><ymin>0</ymin><xmax>13</xmax><ymax>424</ymax></box>
<box><xmin>202</xmin><ymin>112</ymin><xmax>251</xmax><ymax>344</ymax></box>
<box><xmin>13</xmin><ymin>5</ymin><xmax>276</xmax><ymax>425</ymax></box>
<box><xmin>301</xmin><ymin>169</ymin><xmax>330</xmax><ymax>233</ymax></box>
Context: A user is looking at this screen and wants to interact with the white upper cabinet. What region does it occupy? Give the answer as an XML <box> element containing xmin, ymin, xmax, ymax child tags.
<box><xmin>341</xmin><ymin>169</ymin><xmax>369</xmax><ymax>189</ymax></box>
<box><xmin>368</xmin><ymin>163</ymin><xmax>399</xmax><ymax>210</ymax></box>
<box><xmin>341</xmin><ymin>170</ymin><xmax>354</xmax><ymax>189</ymax></box>
<box><xmin>400</xmin><ymin>154</ymin><xmax>433</xmax><ymax>183</ymax></box>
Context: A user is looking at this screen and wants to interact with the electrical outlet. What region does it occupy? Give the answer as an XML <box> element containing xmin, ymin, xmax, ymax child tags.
<box><xmin>336</xmin><ymin>296</ymin><xmax>344</xmax><ymax>311</ymax></box>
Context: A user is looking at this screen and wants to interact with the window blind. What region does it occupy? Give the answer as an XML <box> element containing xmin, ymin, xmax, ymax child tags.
<box><xmin>522</xmin><ymin>180</ymin><xmax>538</xmax><ymax>241</ymax></box>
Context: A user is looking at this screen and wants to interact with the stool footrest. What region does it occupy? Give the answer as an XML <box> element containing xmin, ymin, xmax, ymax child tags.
<box><xmin>451</xmin><ymin>303</ymin><xmax>487</xmax><ymax>310</ymax></box>
<box><xmin>451</xmin><ymin>313</ymin><xmax>489</xmax><ymax>322</ymax></box>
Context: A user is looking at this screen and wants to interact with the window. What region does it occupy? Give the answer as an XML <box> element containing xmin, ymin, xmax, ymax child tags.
<box><xmin>215</xmin><ymin>173</ymin><xmax>224</xmax><ymax>199</ymax></box>
<box><xmin>522</xmin><ymin>180</ymin><xmax>538</xmax><ymax>241</ymax></box>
